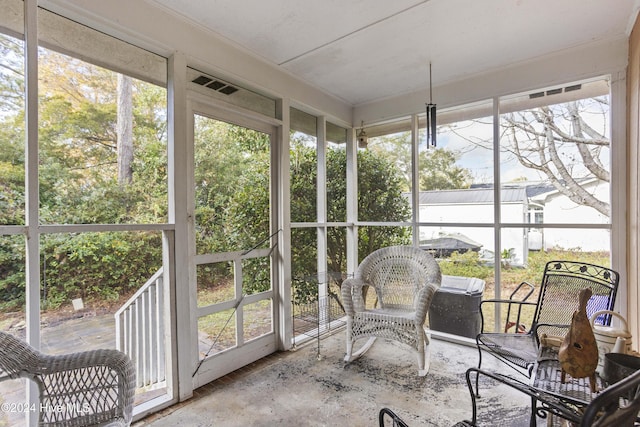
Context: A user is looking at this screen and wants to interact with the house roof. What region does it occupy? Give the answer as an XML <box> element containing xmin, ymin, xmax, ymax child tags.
<box><xmin>529</xmin><ymin>178</ymin><xmax>603</xmax><ymax>202</ymax></box>
<box><xmin>418</xmin><ymin>187</ymin><xmax>527</xmax><ymax>204</ymax></box>
<box><xmin>420</xmin><ymin>233</ymin><xmax>483</xmax><ymax>257</ymax></box>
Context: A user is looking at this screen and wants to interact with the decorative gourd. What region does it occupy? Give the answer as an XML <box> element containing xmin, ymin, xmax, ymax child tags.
<box><xmin>558</xmin><ymin>287</ymin><xmax>599</xmax><ymax>392</ymax></box>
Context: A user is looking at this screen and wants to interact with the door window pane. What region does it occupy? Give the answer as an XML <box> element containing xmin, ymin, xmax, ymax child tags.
<box><xmin>197</xmin><ymin>261</ymin><xmax>235</xmax><ymax>307</ymax></box>
<box><xmin>242</xmin><ymin>257</ymin><xmax>272</xmax><ymax>295</ymax></box>
<box><xmin>243</xmin><ymin>299</ymin><xmax>272</xmax><ymax>341</ymax></box>
<box><xmin>198</xmin><ymin>310</ymin><xmax>237</xmax><ymax>358</ymax></box>
<box><xmin>193</xmin><ymin>116</ymin><xmax>271</xmax><ymax>254</ymax></box>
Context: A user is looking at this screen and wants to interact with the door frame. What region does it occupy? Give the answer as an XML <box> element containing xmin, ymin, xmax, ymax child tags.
<box><xmin>186</xmin><ymin>95</ymin><xmax>283</xmax><ymax>388</ymax></box>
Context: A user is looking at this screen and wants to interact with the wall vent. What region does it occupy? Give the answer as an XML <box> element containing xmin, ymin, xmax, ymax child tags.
<box><xmin>206</xmin><ymin>80</ymin><xmax>226</xmax><ymax>90</ymax></box>
<box><xmin>529</xmin><ymin>83</ymin><xmax>583</xmax><ymax>100</ymax></box>
<box><xmin>192</xmin><ymin>75</ymin><xmax>239</xmax><ymax>96</ymax></box>
<box><xmin>192</xmin><ymin>75</ymin><xmax>212</xmax><ymax>86</ymax></box>
<box><xmin>218</xmin><ymin>85</ymin><xmax>238</xmax><ymax>95</ymax></box>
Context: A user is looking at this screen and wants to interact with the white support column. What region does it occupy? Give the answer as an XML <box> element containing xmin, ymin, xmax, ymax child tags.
<box><xmin>276</xmin><ymin>98</ymin><xmax>292</xmax><ymax>350</ymax></box>
<box><xmin>411</xmin><ymin>114</ymin><xmax>420</xmax><ymax>247</ymax></box>
<box><xmin>24</xmin><ymin>1</ymin><xmax>40</xmax><ymax>425</ymax></box>
<box><xmin>346</xmin><ymin>126</ymin><xmax>358</xmax><ymax>275</ymax></box>
<box><xmin>610</xmin><ymin>70</ymin><xmax>628</xmax><ymax>316</ymax></box>
<box><xmin>317</xmin><ymin>116</ymin><xmax>328</xmax><ymax>284</ymax></box>
<box><xmin>24</xmin><ymin>0</ymin><xmax>39</xmax><ymax>348</ymax></box>
<box><xmin>167</xmin><ymin>52</ymin><xmax>193</xmax><ymax>401</ymax></box>
<box><xmin>161</xmin><ymin>230</ymin><xmax>175</xmax><ymax>395</ymax></box>
<box><xmin>492</xmin><ymin>97</ymin><xmax>502</xmax><ymax>331</ymax></box>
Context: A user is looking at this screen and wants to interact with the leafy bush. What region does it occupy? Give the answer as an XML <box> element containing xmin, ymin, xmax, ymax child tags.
<box><xmin>40</xmin><ymin>232</ymin><xmax>162</xmax><ymax>309</ymax></box>
<box><xmin>438</xmin><ymin>250</ymin><xmax>492</xmax><ymax>280</ymax></box>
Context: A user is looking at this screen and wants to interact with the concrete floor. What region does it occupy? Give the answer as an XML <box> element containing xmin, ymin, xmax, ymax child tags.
<box><xmin>0</xmin><ymin>315</ymin><xmax>545</xmax><ymax>426</ymax></box>
<box><xmin>133</xmin><ymin>331</ymin><xmax>540</xmax><ymax>427</ymax></box>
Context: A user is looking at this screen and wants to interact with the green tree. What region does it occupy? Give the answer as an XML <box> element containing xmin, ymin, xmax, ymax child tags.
<box><xmin>368</xmin><ymin>131</ymin><xmax>412</xmax><ymax>191</ymax></box>
<box><xmin>289</xmin><ymin>143</ymin><xmax>411</xmax><ymax>280</ymax></box>
<box><xmin>355</xmin><ymin>148</ymin><xmax>412</xmax><ymax>258</ymax></box>
<box><xmin>194</xmin><ymin>118</ymin><xmax>270</xmax><ymax>255</ymax></box>
<box><xmin>0</xmin><ymin>35</ymin><xmax>168</xmax><ymax>309</ymax></box>
<box><xmin>0</xmin><ymin>34</ymin><xmax>26</xmax><ymax>227</ymax></box>
<box><xmin>368</xmin><ymin>131</ymin><xmax>472</xmax><ymax>192</ymax></box>
<box><xmin>419</xmin><ymin>148</ymin><xmax>472</xmax><ymax>190</ymax></box>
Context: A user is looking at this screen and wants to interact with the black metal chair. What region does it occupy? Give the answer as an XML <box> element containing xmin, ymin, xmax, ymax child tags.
<box><xmin>379</xmin><ymin>408</ymin><xmax>409</xmax><ymax>427</ymax></box>
<box><xmin>476</xmin><ymin>261</ymin><xmax>619</xmax><ymax>382</ymax></box>
<box><xmin>461</xmin><ymin>367</ymin><xmax>640</xmax><ymax>426</ymax></box>
<box><xmin>382</xmin><ymin>365</ymin><xmax>640</xmax><ymax>426</ymax></box>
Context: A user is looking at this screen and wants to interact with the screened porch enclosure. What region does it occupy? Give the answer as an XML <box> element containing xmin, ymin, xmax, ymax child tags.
<box><xmin>0</xmin><ymin>0</ymin><xmax>634</xmax><ymax>425</ymax></box>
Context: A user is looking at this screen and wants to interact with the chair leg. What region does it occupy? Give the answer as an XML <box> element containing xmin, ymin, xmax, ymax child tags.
<box><xmin>475</xmin><ymin>342</ymin><xmax>483</xmax><ymax>397</ymax></box>
<box><xmin>418</xmin><ymin>343</ymin><xmax>431</xmax><ymax>376</ymax></box>
<box><xmin>344</xmin><ymin>337</ymin><xmax>377</xmax><ymax>362</ymax></box>
<box><xmin>464</xmin><ymin>368</ymin><xmax>480</xmax><ymax>426</ymax></box>
<box><xmin>418</xmin><ymin>329</ymin><xmax>431</xmax><ymax>376</ymax></box>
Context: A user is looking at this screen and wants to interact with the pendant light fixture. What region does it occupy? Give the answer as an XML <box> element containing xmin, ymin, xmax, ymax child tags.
<box><xmin>426</xmin><ymin>63</ymin><xmax>436</xmax><ymax>148</ymax></box>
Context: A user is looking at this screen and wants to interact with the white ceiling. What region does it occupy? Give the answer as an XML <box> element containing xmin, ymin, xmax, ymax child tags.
<box><xmin>149</xmin><ymin>0</ymin><xmax>638</xmax><ymax>107</ymax></box>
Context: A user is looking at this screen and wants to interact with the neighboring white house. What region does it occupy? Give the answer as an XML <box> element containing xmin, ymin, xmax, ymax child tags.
<box><xmin>529</xmin><ymin>179</ymin><xmax>610</xmax><ymax>252</ymax></box>
<box><xmin>418</xmin><ymin>179</ymin><xmax>610</xmax><ymax>265</ymax></box>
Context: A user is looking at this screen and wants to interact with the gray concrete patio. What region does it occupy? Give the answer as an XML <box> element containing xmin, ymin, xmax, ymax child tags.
<box><xmin>132</xmin><ymin>331</ymin><xmax>544</xmax><ymax>427</ymax></box>
<box><xmin>1</xmin><ymin>313</ymin><xmax>547</xmax><ymax>426</ymax></box>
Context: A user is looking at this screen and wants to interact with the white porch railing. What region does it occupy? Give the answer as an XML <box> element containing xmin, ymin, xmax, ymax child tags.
<box><xmin>115</xmin><ymin>268</ymin><xmax>165</xmax><ymax>389</ymax></box>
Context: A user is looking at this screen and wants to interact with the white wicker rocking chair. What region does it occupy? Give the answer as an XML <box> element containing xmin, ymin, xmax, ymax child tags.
<box><xmin>341</xmin><ymin>246</ymin><xmax>442</xmax><ymax>376</ymax></box>
<box><xmin>0</xmin><ymin>331</ymin><xmax>135</xmax><ymax>427</ymax></box>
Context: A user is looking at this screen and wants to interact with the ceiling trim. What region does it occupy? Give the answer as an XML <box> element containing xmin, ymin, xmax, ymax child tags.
<box><xmin>41</xmin><ymin>0</ymin><xmax>354</xmax><ymax>124</ymax></box>
<box><xmin>354</xmin><ymin>37</ymin><xmax>628</xmax><ymax>126</ymax></box>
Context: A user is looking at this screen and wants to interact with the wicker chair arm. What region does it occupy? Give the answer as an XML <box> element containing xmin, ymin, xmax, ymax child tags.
<box><xmin>0</xmin><ymin>331</ymin><xmax>135</xmax><ymax>426</ymax></box>
<box><xmin>414</xmin><ymin>281</ymin><xmax>441</xmax><ymax>324</ymax></box>
<box><xmin>35</xmin><ymin>348</ymin><xmax>136</xmax><ymax>426</ymax></box>
<box><xmin>34</xmin><ymin>348</ymin><xmax>131</xmax><ymax>375</ymax></box>
<box><xmin>341</xmin><ymin>277</ymin><xmax>368</xmax><ymax>316</ymax></box>
<box><xmin>0</xmin><ymin>332</ymin><xmax>40</xmax><ymax>381</ymax></box>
